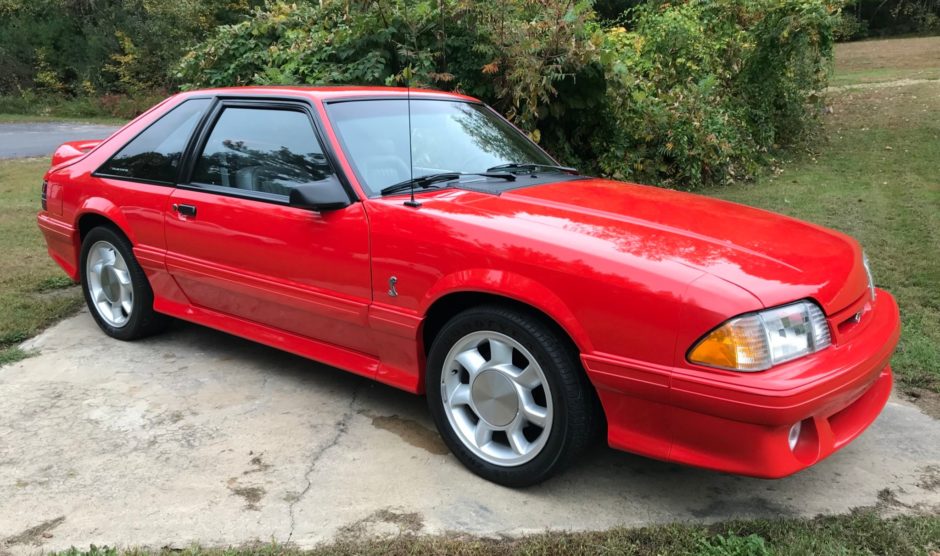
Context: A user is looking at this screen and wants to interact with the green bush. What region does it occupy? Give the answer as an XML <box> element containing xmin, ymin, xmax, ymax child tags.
<box><xmin>177</xmin><ymin>0</ymin><xmax>598</xmax><ymax>135</ymax></box>
<box><xmin>698</xmin><ymin>532</ymin><xmax>772</xmax><ymax>556</ymax></box>
<box><xmin>0</xmin><ymin>91</ymin><xmax>165</xmax><ymax>120</ymax></box>
<box><xmin>180</xmin><ymin>0</ymin><xmax>839</xmax><ymax>190</ymax></box>
<box><xmin>596</xmin><ymin>0</ymin><xmax>839</xmax><ymax>188</ymax></box>
<box><xmin>0</xmin><ymin>0</ymin><xmax>260</xmax><ymax>96</ymax></box>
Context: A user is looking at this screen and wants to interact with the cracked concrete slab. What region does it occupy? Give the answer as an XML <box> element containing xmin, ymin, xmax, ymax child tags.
<box><xmin>1</xmin><ymin>310</ymin><xmax>939</xmax><ymax>553</ymax></box>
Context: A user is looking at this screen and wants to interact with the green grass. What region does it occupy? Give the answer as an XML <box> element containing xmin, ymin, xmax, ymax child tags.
<box><xmin>0</xmin><ymin>112</ymin><xmax>126</xmax><ymax>125</ymax></box>
<box><xmin>712</xmin><ymin>83</ymin><xmax>940</xmax><ymax>392</ymax></box>
<box><xmin>708</xmin><ymin>81</ymin><xmax>940</xmax><ymax>394</ymax></box>
<box><xmin>830</xmin><ymin>67</ymin><xmax>940</xmax><ymax>87</ymax></box>
<box><xmin>46</xmin><ymin>512</ymin><xmax>940</xmax><ymax>555</ymax></box>
<box><xmin>0</xmin><ymin>92</ymin><xmax>155</xmax><ymax>124</ymax></box>
<box><xmin>0</xmin><ymin>158</ymin><xmax>83</xmax><ymax>366</ymax></box>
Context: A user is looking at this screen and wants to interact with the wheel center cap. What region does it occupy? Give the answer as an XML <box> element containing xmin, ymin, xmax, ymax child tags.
<box><xmin>471</xmin><ymin>370</ymin><xmax>518</xmax><ymax>427</ymax></box>
<box><xmin>101</xmin><ymin>266</ymin><xmax>121</xmax><ymax>302</ymax></box>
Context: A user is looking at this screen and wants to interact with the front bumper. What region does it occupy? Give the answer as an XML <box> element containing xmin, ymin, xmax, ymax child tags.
<box><xmin>585</xmin><ymin>289</ymin><xmax>901</xmax><ymax>478</ymax></box>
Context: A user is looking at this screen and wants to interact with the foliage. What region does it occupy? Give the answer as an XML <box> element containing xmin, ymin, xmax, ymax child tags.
<box><xmin>0</xmin><ymin>90</ymin><xmax>166</xmax><ymax>120</ymax></box>
<box><xmin>177</xmin><ymin>0</ymin><xmax>598</xmax><ymax>135</ymax></box>
<box><xmin>0</xmin><ymin>0</ymin><xmax>261</xmax><ymax>96</ymax></box>
<box><xmin>179</xmin><ymin>0</ymin><xmax>838</xmax><ymax>189</ymax></box>
<box><xmin>835</xmin><ymin>0</ymin><xmax>940</xmax><ymax>39</ymax></box>
<box><xmin>833</xmin><ymin>10</ymin><xmax>871</xmax><ymax>40</ymax></box>
<box><xmin>596</xmin><ymin>0</ymin><xmax>839</xmax><ymax>188</ymax></box>
<box><xmin>697</xmin><ymin>532</ymin><xmax>771</xmax><ymax>556</ymax></box>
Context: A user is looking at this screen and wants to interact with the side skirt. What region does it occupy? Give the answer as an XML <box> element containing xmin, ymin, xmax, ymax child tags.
<box><xmin>153</xmin><ymin>296</ymin><xmax>390</xmax><ymax>386</ymax></box>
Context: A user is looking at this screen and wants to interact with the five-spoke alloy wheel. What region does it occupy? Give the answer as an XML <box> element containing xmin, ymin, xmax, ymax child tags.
<box><xmin>86</xmin><ymin>239</ymin><xmax>134</xmax><ymax>328</ymax></box>
<box><xmin>80</xmin><ymin>226</ymin><xmax>167</xmax><ymax>340</ymax></box>
<box><xmin>427</xmin><ymin>304</ymin><xmax>598</xmax><ymax>487</ymax></box>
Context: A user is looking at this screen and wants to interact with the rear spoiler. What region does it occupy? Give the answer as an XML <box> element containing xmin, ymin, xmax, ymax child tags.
<box><xmin>51</xmin><ymin>140</ymin><xmax>103</xmax><ymax>167</ymax></box>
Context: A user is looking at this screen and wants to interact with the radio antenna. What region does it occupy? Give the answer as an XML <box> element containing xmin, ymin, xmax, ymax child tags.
<box><xmin>403</xmin><ymin>68</ymin><xmax>421</xmax><ymax>208</ymax></box>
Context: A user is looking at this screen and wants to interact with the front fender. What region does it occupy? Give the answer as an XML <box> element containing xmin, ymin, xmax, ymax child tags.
<box><xmin>420</xmin><ymin>268</ymin><xmax>594</xmax><ymax>353</ymax></box>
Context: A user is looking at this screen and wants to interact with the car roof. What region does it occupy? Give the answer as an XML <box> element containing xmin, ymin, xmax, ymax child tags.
<box><xmin>176</xmin><ymin>86</ymin><xmax>480</xmax><ymax>103</ymax></box>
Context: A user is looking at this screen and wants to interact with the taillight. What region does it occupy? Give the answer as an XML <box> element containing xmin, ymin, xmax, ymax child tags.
<box><xmin>41</xmin><ymin>180</ymin><xmax>48</xmax><ymax>210</ymax></box>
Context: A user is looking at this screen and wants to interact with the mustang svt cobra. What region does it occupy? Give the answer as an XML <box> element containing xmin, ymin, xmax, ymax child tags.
<box><xmin>37</xmin><ymin>87</ymin><xmax>901</xmax><ymax>486</ymax></box>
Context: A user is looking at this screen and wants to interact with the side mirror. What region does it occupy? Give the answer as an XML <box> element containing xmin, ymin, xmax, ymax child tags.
<box><xmin>289</xmin><ymin>176</ymin><xmax>352</xmax><ymax>211</ymax></box>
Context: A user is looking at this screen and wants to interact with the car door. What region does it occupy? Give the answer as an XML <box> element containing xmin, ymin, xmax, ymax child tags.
<box><xmin>90</xmin><ymin>97</ymin><xmax>212</xmax><ymax>300</ymax></box>
<box><xmin>163</xmin><ymin>98</ymin><xmax>374</xmax><ymax>355</ymax></box>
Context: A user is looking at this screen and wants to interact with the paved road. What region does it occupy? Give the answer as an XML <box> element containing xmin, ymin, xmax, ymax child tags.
<box><xmin>1</xmin><ymin>311</ymin><xmax>938</xmax><ymax>552</ymax></box>
<box><xmin>0</xmin><ymin>122</ymin><xmax>120</xmax><ymax>159</ymax></box>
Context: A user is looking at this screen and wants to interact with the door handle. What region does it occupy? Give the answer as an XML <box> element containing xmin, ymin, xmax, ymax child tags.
<box><xmin>172</xmin><ymin>203</ymin><xmax>197</xmax><ymax>217</ymax></box>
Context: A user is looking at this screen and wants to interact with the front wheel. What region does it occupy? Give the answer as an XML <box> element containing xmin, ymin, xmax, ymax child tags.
<box><xmin>80</xmin><ymin>226</ymin><xmax>167</xmax><ymax>340</ymax></box>
<box><xmin>426</xmin><ymin>304</ymin><xmax>598</xmax><ymax>487</ymax></box>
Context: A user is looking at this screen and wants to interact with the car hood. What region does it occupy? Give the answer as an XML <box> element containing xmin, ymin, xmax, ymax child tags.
<box><xmin>447</xmin><ymin>177</ymin><xmax>870</xmax><ymax>314</ymax></box>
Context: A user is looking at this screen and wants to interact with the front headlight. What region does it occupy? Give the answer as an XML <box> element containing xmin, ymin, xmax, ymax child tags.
<box><xmin>688</xmin><ymin>300</ymin><xmax>832</xmax><ymax>372</ymax></box>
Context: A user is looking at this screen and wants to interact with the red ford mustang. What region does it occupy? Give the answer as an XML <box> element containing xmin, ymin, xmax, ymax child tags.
<box><xmin>38</xmin><ymin>87</ymin><xmax>900</xmax><ymax>487</ymax></box>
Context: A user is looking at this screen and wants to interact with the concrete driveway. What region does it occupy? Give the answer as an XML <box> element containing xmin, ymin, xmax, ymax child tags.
<box><xmin>0</xmin><ymin>123</ymin><xmax>120</xmax><ymax>159</ymax></box>
<box><xmin>1</xmin><ymin>310</ymin><xmax>939</xmax><ymax>552</ymax></box>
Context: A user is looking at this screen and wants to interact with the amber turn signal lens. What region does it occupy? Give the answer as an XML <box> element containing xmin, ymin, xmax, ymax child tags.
<box><xmin>688</xmin><ymin>314</ymin><xmax>772</xmax><ymax>371</ymax></box>
<box><xmin>688</xmin><ymin>301</ymin><xmax>832</xmax><ymax>372</ymax></box>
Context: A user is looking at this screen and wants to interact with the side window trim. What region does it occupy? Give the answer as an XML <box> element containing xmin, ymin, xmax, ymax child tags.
<box><xmin>92</xmin><ymin>95</ymin><xmax>214</xmax><ymax>186</ymax></box>
<box><xmin>179</xmin><ymin>97</ymin><xmax>357</xmax><ymax>205</ymax></box>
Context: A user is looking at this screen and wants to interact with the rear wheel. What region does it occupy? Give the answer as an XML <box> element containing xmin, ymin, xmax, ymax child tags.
<box><xmin>80</xmin><ymin>226</ymin><xmax>167</xmax><ymax>340</ymax></box>
<box><xmin>426</xmin><ymin>304</ymin><xmax>598</xmax><ymax>487</ymax></box>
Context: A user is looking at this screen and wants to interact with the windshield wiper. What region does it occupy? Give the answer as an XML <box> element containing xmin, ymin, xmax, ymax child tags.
<box><xmin>486</xmin><ymin>162</ymin><xmax>579</xmax><ymax>174</ymax></box>
<box><xmin>380</xmin><ymin>172</ymin><xmax>515</xmax><ymax>196</ymax></box>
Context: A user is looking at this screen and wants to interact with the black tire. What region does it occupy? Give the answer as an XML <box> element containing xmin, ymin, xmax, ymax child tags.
<box><xmin>80</xmin><ymin>225</ymin><xmax>168</xmax><ymax>340</ymax></box>
<box><xmin>426</xmin><ymin>304</ymin><xmax>599</xmax><ymax>487</ymax></box>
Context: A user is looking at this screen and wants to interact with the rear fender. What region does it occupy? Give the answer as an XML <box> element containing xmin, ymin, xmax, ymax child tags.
<box><xmin>76</xmin><ymin>198</ymin><xmax>136</xmax><ymax>245</ymax></box>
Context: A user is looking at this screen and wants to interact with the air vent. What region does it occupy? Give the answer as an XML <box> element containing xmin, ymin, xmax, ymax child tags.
<box><xmin>41</xmin><ymin>180</ymin><xmax>48</xmax><ymax>210</ymax></box>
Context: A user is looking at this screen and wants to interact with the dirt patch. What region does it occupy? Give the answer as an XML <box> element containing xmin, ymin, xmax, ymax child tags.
<box><xmin>836</xmin><ymin>37</ymin><xmax>940</xmax><ymax>73</ymax></box>
<box><xmin>2</xmin><ymin>515</ymin><xmax>65</xmax><ymax>548</ymax></box>
<box><xmin>370</xmin><ymin>414</ymin><xmax>449</xmax><ymax>455</ymax></box>
<box><xmin>243</xmin><ymin>451</ymin><xmax>272</xmax><ymax>475</ymax></box>
<box><xmin>339</xmin><ymin>508</ymin><xmax>424</xmax><ymax>540</ymax></box>
<box><xmin>875</xmin><ymin>487</ymin><xmax>940</xmax><ymax>517</ymax></box>
<box><xmin>828</xmin><ymin>77</ymin><xmax>940</xmax><ymax>93</ymax></box>
<box><xmin>918</xmin><ymin>465</ymin><xmax>940</xmax><ymax>492</ymax></box>
<box><xmin>900</xmin><ymin>388</ymin><xmax>940</xmax><ymax>420</ymax></box>
<box><xmin>227</xmin><ymin>478</ymin><xmax>265</xmax><ymax>511</ymax></box>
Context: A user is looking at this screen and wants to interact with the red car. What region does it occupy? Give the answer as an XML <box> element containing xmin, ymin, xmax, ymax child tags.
<box><xmin>38</xmin><ymin>87</ymin><xmax>900</xmax><ymax>487</ymax></box>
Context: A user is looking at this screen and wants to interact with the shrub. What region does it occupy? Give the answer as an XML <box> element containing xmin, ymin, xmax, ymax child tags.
<box><xmin>595</xmin><ymin>0</ymin><xmax>839</xmax><ymax>188</ymax></box>
<box><xmin>178</xmin><ymin>0</ymin><xmax>840</xmax><ymax>189</ymax></box>
<box><xmin>177</xmin><ymin>0</ymin><xmax>598</xmax><ymax>135</ymax></box>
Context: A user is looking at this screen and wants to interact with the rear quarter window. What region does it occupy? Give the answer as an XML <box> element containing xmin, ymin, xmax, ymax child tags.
<box><xmin>97</xmin><ymin>98</ymin><xmax>210</xmax><ymax>184</ymax></box>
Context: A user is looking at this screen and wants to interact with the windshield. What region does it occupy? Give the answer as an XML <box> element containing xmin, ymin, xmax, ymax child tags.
<box><xmin>325</xmin><ymin>99</ymin><xmax>557</xmax><ymax>196</ymax></box>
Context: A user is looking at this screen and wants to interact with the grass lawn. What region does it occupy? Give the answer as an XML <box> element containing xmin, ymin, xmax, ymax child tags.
<box><xmin>0</xmin><ymin>113</ymin><xmax>127</xmax><ymax>125</ymax></box>
<box><xmin>48</xmin><ymin>511</ymin><xmax>940</xmax><ymax>555</ymax></box>
<box><xmin>710</xmin><ymin>71</ymin><xmax>940</xmax><ymax>400</ymax></box>
<box><xmin>832</xmin><ymin>36</ymin><xmax>940</xmax><ymax>87</ymax></box>
<box><xmin>0</xmin><ymin>158</ymin><xmax>83</xmax><ymax>364</ymax></box>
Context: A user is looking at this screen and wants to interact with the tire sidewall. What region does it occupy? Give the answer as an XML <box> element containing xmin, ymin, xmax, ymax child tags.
<box><xmin>426</xmin><ymin>307</ymin><xmax>577</xmax><ymax>487</ymax></box>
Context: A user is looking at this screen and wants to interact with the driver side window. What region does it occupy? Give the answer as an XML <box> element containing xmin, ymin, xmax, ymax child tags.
<box><xmin>191</xmin><ymin>106</ymin><xmax>333</xmax><ymax>198</ymax></box>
